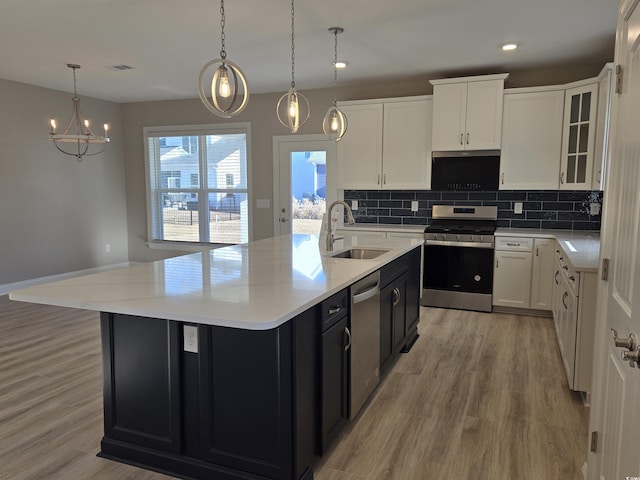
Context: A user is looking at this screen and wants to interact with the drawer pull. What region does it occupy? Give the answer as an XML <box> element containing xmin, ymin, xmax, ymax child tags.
<box><xmin>506</xmin><ymin>242</ymin><xmax>521</xmax><ymax>247</ymax></box>
<box><xmin>328</xmin><ymin>306</ymin><xmax>342</xmax><ymax>315</ymax></box>
<box><xmin>562</xmin><ymin>291</ymin><xmax>568</xmax><ymax>309</ymax></box>
<box><xmin>555</xmin><ymin>271</ymin><xmax>560</xmax><ymax>285</ymax></box>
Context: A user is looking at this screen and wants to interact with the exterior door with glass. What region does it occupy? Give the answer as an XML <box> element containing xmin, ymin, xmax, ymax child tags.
<box><xmin>273</xmin><ymin>135</ymin><xmax>337</xmax><ymax>236</ymax></box>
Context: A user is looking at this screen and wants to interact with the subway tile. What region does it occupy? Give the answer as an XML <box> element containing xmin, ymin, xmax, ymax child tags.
<box><xmin>523</xmin><ymin>201</ymin><xmax>542</xmax><ymax>210</ymax></box>
<box><xmin>367</xmin><ymin>208</ymin><xmax>391</xmax><ymax>216</ymax></box>
<box><xmin>558</xmin><ymin>191</ymin><xmax>588</xmax><ymax>202</ymax></box>
<box><xmin>511</xmin><ymin>220</ymin><xmax>542</xmax><ymax>228</ymax></box>
<box><xmin>542</xmin><ymin>201</ymin><xmax>575</xmax><ymax>211</ymax></box>
<box><xmin>379</xmin><ymin>200</ymin><xmax>404</xmax><ymax>208</ymax></box>
<box><xmin>497</xmin><ymin>191</ymin><xmax>527</xmax><ymax>200</ymax></box>
<box><xmin>558</xmin><ymin>211</ymin><xmax>591</xmax><ymax>221</ymax></box>
<box><xmin>367</xmin><ymin>191</ymin><xmax>391</xmax><ymax>200</ymax></box>
<box><xmin>378</xmin><ymin>216</ymin><xmax>402</xmax><ymax>224</ymax></box>
<box><xmin>442</xmin><ymin>192</ymin><xmax>470</xmax><ymax>200</ymax></box>
<box><xmin>454</xmin><ymin>200</ymin><xmax>483</xmax><ymax>206</ymax></box>
<box><xmin>352</xmin><ymin>216</ymin><xmax>378</xmax><ymax>223</ymax></box>
<box><xmin>496</xmin><ymin>201</ymin><xmax>512</xmax><ymax>211</ymax></box>
<box><xmin>344</xmin><ymin>190</ymin><xmax>366</xmax><ymax>200</ymax></box>
<box><xmin>497</xmin><ymin>219</ymin><xmax>512</xmax><ymax>228</ymax></box>
<box><xmin>541</xmin><ymin>220</ymin><xmax>573</xmax><ymax>229</ymax></box>
<box><xmin>572</xmin><ymin>221</ymin><xmax>600</xmax><ymax>231</ymax></box>
<box><xmin>527</xmin><ymin>191</ymin><xmax>559</xmax><ymax>201</ymax></box>
<box><xmin>527</xmin><ymin>210</ymin><xmax>557</xmax><ymax>220</ymax></box>
<box><xmin>403</xmin><ymin>216</ymin><xmax>429</xmax><ymax>225</ymax></box>
<box><xmin>416</xmin><ymin>191</ymin><xmax>442</xmax><ymax>200</ymax></box>
<box><xmin>469</xmin><ymin>192</ymin><xmax>498</xmax><ymax>200</ymax></box>
<box><xmin>358</xmin><ymin>200</ymin><xmax>379</xmax><ymax>208</ymax></box>
<box><xmin>390</xmin><ymin>208</ymin><xmax>414</xmax><ymax>216</ymax></box>
<box><xmin>389</xmin><ymin>192</ymin><xmax>416</xmax><ymax>200</ymax></box>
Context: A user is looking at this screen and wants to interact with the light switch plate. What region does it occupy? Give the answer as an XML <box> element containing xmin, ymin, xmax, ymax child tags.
<box><xmin>514</xmin><ymin>202</ymin><xmax>523</xmax><ymax>214</ymax></box>
<box><xmin>183</xmin><ymin>325</ymin><xmax>198</xmax><ymax>353</ymax></box>
<box><xmin>411</xmin><ymin>201</ymin><xmax>419</xmax><ymax>212</ymax></box>
<box><xmin>351</xmin><ymin>200</ymin><xmax>358</xmax><ymax>210</ymax></box>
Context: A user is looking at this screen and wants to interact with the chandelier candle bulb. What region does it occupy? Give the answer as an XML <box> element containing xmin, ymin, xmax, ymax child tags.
<box><xmin>50</xmin><ymin>119</ymin><xmax>57</xmax><ymax>134</ymax></box>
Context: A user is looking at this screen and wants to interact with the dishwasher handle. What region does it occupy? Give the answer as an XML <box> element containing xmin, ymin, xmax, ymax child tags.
<box><xmin>352</xmin><ymin>282</ymin><xmax>380</xmax><ymax>304</ymax></box>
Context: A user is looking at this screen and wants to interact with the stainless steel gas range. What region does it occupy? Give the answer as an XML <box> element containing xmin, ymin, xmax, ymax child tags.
<box><xmin>421</xmin><ymin>205</ymin><xmax>498</xmax><ymax>312</ymax></box>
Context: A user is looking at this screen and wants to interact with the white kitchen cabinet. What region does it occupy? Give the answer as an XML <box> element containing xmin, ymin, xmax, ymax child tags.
<box><xmin>592</xmin><ymin>63</ymin><xmax>614</xmax><ymax>190</ymax></box>
<box><xmin>500</xmin><ymin>89</ymin><xmax>564</xmax><ymax>190</ymax></box>
<box><xmin>530</xmin><ymin>238</ymin><xmax>555</xmax><ymax>310</ymax></box>
<box><xmin>559</xmin><ymin>81</ymin><xmax>599</xmax><ymax>190</ymax></box>
<box><xmin>336</xmin><ymin>97</ymin><xmax>432</xmax><ymax>190</ymax></box>
<box><xmin>335</xmin><ymin>103</ymin><xmax>383</xmax><ymax>190</ymax></box>
<box><xmin>430</xmin><ymin>74</ymin><xmax>508</xmax><ymax>151</ymax></box>
<box><xmin>551</xmin><ymin>243</ymin><xmax>597</xmax><ymax>392</ymax></box>
<box><xmin>493</xmin><ymin>237</ymin><xmax>533</xmax><ymax>308</ymax></box>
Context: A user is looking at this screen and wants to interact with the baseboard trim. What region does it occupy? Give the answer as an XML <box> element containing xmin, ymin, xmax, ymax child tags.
<box><xmin>492</xmin><ymin>306</ymin><xmax>552</xmax><ymax>318</ymax></box>
<box><xmin>0</xmin><ymin>262</ymin><xmax>135</xmax><ymax>296</ymax></box>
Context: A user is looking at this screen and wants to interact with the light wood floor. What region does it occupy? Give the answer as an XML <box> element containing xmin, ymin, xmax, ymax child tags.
<box><xmin>0</xmin><ymin>296</ymin><xmax>588</xmax><ymax>480</ymax></box>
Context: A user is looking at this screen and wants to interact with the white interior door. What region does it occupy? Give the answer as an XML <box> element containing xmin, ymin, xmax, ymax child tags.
<box><xmin>589</xmin><ymin>1</ymin><xmax>640</xmax><ymax>478</ymax></box>
<box><xmin>272</xmin><ymin>135</ymin><xmax>337</xmax><ymax>236</ymax></box>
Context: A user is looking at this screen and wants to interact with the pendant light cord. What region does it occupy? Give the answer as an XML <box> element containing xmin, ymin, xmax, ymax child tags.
<box><xmin>220</xmin><ymin>0</ymin><xmax>227</xmax><ymax>59</ymax></box>
<box><xmin>332</xmin><ymin>29</ymin><xmax>338</xmax><ymax>106</ymax></box>
<box><xmin>290</xmin><ymin>0</ymin><xmax>295</xmax><ymax>88</ymax></box>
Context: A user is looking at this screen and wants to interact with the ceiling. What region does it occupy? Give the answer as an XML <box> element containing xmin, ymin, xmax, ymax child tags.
<box><xmin>0</xmin><ymin>0</ymin><xmax>617</xmax><ymax>103</ymax></box>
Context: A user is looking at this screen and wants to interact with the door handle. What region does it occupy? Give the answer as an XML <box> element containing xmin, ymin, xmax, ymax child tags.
<box><xmin>344</xmin><ymin>326</ymin><xmax>352</xmax><ymax>351</ymax></box>
<box><xmin>612</xmin><ymin>329</ymin><xmax>640</xmax><ymax>368</ymax></box>
<box><xmin>279</xmin><ymin>217</ymin><xmax>288</xmax><ymax>223</ymax></box>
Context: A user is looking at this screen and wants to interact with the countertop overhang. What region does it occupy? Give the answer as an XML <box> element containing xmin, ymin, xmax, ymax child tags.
<box><xmin>9</xmin><ymin>234</ymin><xmax>422</xmax><ymax>330</ymax></box>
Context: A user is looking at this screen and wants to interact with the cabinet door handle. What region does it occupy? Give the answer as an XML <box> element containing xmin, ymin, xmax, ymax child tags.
<box><xmin>496</xmin><ymin>258</ymin><xmax>499</xmax><ymax>269</ymax></box>
<box><xmin>560</xmin><ymin>171</ymin><xmax>565</xmax><ymax>184</ymax></box>
<box><xmin>344</xmin><ymin>327</ymin><xmax>352</xmax><ymax>351</ymax></box>
<box><xmin>383</xmin><ymin>173</ymin><xmax>387</xmax><ymax>185</ymax></box>
<box><xmin>392</xmin><ymin>287</ymin><xmax>401</xmax><ymax>306</ymax></box>
<box><xmin>377</xmin><ymin>173</ymin><xmax>381</xmax><ymax>185</ymax></box>
<box><xmin>460</xmin><ymin>133</ymin><xmax>464</xmax><ymax>145</ymax></box>
<box><xmin>536</xmin><ymin>246</ymin><xmax>539</xmax><ymax>256</ymax></box>
<box><xmin>466</xmin><ymin>132</ymin><xmax>470</xmax><ymax>144</ymax></box>
<box><xmin>562</xmin><ymin>291</ymin><xmax>568</xmax><ymax>309</ymax></box>
<box><xmin>501</xmin><ymin>172</ymin><xmax>504</xmax><ymax>185</ymax></box>
<box><xmin>555</xmin><ymin>270</ymin><xmax>560</xmax><ymax>285</ymax></box>
<box><xmin>328</xmin><ymin>306</ymin><xmax>342</xmax><ymax>315</ymax></box>
<box><xmin>596</xmin><ymin>169</ymin><xmax>602</xmax><ymax>184</ymax></box>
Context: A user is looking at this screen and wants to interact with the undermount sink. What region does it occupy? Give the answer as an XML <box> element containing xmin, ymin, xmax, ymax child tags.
<box><xmin>330</xmin><ymin>247</ymin><xmax>390</xmax><ymax>260</ymax></box>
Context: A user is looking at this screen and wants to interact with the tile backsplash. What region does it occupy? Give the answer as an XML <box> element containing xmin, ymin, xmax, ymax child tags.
<box><xmin>343</xmin><ymin>190</ymin><xmax>603</xmax><ymax>231</ymax></box>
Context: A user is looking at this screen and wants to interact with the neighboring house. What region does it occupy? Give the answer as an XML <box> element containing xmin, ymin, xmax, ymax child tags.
<box><xmin>291</xmin><ymin>150</ymin><xmax>326</xmax><ymax>202</ymax></box>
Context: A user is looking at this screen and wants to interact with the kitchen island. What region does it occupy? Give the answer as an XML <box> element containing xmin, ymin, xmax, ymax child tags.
<box><xmin>9</xmin><ymin>234</ymin><xmax>422</xmax><ymax>480</ymax></box>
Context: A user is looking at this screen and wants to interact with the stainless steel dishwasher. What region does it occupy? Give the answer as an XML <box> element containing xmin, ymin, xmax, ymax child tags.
<box><xmin>349</xmin><ymin>271</ymin><xmax>381</xmax><ymax>419</ymax></box>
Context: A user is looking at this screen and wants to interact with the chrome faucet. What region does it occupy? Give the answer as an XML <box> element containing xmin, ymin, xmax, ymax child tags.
<box><xmin>326</xmin><ymin>200</ymin><xmax>355</xmax><ymax>251</ymax></box>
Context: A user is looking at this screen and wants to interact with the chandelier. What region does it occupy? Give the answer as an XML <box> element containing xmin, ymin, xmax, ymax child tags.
<box><xmin>276</xmin><ymin>0</ymin><xmax>310</xmax><ymax>133</ymax></box>
<box><xmin>323</xmin><ymin>27</ymin><xmax>348</xmax><ymax>141</ymax></box>
<box><xmin>198</xmin><ymin>0</ymin><xmax>250</xmax><ymax>118</ymax></box>
<box><xmin>48</xmin><ymin>64</ymin><xmax>110</xmax><ymax>162</ymax></box>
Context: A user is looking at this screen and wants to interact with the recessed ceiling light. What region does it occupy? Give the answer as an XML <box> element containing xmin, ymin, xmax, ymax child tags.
<box><xmin>333</xmin><ymin>61</ymin><xmax>348</xmax><ymax>69</ymax></box>
<box><xmin>500</xmin><ymin>43</ymin><xmax>519</xmax><ymax>51</ymax></box>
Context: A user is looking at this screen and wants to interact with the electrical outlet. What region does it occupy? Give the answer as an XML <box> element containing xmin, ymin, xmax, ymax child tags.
<box><xmin>105</xmin><ymin>244</ymin><xmax>111</xmax><ymax>253</ymax></box>
<box><xmin>183</xmin><ymin>325</ymin><xmax>198</xmax><ymax>353</ymax></box>
<box><xmin>590</xmin><ymin>202</ymin><xmax>601</xmax><ymax>216</ymax></box>
<box><xmin>411</xmin><ymin>201</ymin><xmax>419</xmax><ymax>212</ymax></box>
<box><xmin>514</xmin><ymin>202</ymin><xmax>523</xmax><ymax>214</ymax></box>
<box><xmin>351</xmin><ymin>200</ymin><xmax>358</xmax><ymax>210</ymax></box>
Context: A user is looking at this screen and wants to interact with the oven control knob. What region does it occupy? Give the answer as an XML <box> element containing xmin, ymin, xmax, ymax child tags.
<box><xmin>442</xmin><ymin>234</ymin><xmax>446</xmax><ymax>240</ymax></box>
<box><xmin>456</xmin><ymin>235</ymin><xmax>460</xmax><ymax>241</ymax></box>
<box><xmin>470</xmin><ymin>235</ymin><xmax>475</xmax><ymax>242</ymax></box>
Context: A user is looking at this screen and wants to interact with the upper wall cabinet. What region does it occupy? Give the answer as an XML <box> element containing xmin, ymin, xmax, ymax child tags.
<box><xmin>592</xmin><ymin>63</ymin><xmax>614</xmax><ymax>190</ymax></box>
<box><xmin>559</xmin><ymin>81</ymin><xmax>599</xmax><ymax>190</ymax></box>
<box><xmin>430</xmin><ymin>74</ymin><xmax>508</xmax><ymax>151</ymax></box>
<box><xmin>337</xmin><ymin>97</ymin><xmax>433</xmax><ymax>190</ymax></box>
<box><xmin>500</xmin><ymin>88</ymin><xmax>565</xmax><ymax>190</ymax></box>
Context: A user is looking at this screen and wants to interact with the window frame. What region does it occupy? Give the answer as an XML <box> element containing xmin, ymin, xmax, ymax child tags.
<box><xmin>143</xmin><ymin>123</ymin><xmax>253</xmax><ymax>249</ymax></box>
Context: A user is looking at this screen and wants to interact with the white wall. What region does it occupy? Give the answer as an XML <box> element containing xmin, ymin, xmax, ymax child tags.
<box><xmin>0</xmin><ymin>78</ymin><xmax>129</xmax><ymax>286</ymax></box>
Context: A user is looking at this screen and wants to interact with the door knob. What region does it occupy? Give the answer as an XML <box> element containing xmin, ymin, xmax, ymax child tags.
<box><xmin>611</xmin><ymin>328</ymin><xmax>637</xmax><ymax>350</ymax></box>
<box><xmin>279</xmin><ymin>217</ymin><xmax>288</xmax><ymax>223</ymax></box>
<box><xmin>622</xmin><ymin>348</ymin><xmax>640</xmax><ymax>368</ymax></box>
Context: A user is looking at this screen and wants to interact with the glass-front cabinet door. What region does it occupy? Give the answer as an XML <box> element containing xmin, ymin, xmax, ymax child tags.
<box><xmin>559</xmin><ymin>82</ymin><xmax>598</xmax><ymax>190</ymax></box>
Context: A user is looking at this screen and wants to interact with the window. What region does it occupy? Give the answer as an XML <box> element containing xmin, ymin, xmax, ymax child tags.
<box><xmin>144</xmin><ymin>123</ymin><xmax>251</xmax><ymax>245</ymax></box>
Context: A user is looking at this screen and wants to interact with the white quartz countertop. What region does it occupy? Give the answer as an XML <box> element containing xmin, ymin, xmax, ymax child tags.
<box><xmin>496</xmin><ymin>228</ymin><xmax>600</xmax><ymax>272</ymax></box>
<box><xmin>9</xmin><ymin>234</ymin><xmax>422</xmax><ymax>330</ymax></box>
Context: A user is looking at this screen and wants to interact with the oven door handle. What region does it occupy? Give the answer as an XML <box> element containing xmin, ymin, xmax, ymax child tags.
<box><xmin>425</xmin><ymin>239</ymin><xmax>494</xmax><ymax>249</ymax></box>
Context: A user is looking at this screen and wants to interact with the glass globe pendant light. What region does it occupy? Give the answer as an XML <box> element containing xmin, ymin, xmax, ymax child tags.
<box><xmin>323</xmin><ymin>27</ymin><xmax>348</xmax><ymax>141</ymax></box>
<box><xmin>276</xmin><ymin>0</ymin><xmax>309</xmax><ymax>133</ymax></box>
<box><xmin>198</xmin><ymin>0</ymin><xmax>250</xmax><ymax>118</ymax></box>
